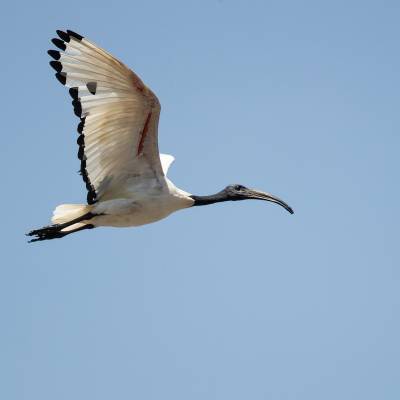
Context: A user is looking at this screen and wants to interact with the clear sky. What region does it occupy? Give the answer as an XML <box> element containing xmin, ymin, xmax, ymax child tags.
<box><xmin>1</xmin><ymin>1</ymin><xmax>399</xmax><ymax>399</ymax></box>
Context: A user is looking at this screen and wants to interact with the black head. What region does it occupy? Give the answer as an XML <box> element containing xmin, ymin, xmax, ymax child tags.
<box><xmin>223</xmin><ymin>184</ymin><xmax>294</xmax><ymax>213</ymax></box>
<box><xmin>191</xmin><ymin>184</ymin><xmax>294</xmax><ymax>214</ymax></box>
<box><xmin>223</xmin><ymin>184</ymin><xmax>293</xmax><ymax>214</ymax></box>
<box><xmin>223</xmin><ymin>184</ymin><xmax>251</xmax><ymax>199</ymax></box>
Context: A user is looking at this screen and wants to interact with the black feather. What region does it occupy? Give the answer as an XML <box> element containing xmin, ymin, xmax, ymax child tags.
<box><xmin>86</xmin><ymin>81</ymin><xmax>97</xmax><ymax>95</ymax></box>
<box><xmin>67</xmin><ymin>30</ymin><xmax>84</xmax><ymax>41</ymax></box>
<box><xmin>51</xmin><ymin>38</ymin><xmax>66</xmax><ymax>51</ymax></box>
<box><xmin>77</xmin><ymin>145</ymin><xmax>85</xmax><ymax>159</ymax></box>
<box><xmin>69</xmin><ymin>87</ymin><xmax>79</xmax><ymax>99</ymax></box>
<box><xmin>47</xmin><ymin>50</ymin><xmax>60</xmax><ymax>60</ymax></box>
<box><xmin>72</xmin><ymin>99</ymin><xmax>82</xmax><ymax>117</ymax></box>
<box><xmin>77</xmin><ymin>117</ymin><xmax>86</xmax><ymax>134</ymax></box>
<box><xmin>55</xmin><ymin>72</ymin><xmax>67</xmax><ymax>85</ymax></box>
<box><xmin>49</xmin><ymin>61</ymin><xmax>62</xmax><ymax>72</ymax></box>
<box><xmin>56</xmin><ymin>30</ymin><xmax>70</xmax><ymax>42</ymax></box>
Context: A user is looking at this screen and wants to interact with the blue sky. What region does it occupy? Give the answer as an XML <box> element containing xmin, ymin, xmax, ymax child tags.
<box><xmin>1</xmin><ymin>1</ymin><xmax>399</xmax><ymax>399</ymax></box>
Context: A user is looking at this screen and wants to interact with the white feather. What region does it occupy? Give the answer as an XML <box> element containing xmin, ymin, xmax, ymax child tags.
<box><xmin>52</xmin><ymin>204</ymin><xmax>91</xmax><ymax>224</ymax></box>
<box><xmin>160</xmin><ymin>154</ymin><xmax>175</xmax><ymax>175</ymax></box>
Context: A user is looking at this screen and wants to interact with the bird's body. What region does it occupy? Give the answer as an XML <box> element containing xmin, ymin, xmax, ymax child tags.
<box><xmin>49</xmin><ymin>156</ymin><xmax>194</xmax><ymax>233</ymax></box>
<box><xmin>28</xmin><ymin>30</ymin><xmax>293</xmax><ymax>242</ymax></box>
<box><xmin>90</xmin><ymin>175</ymin><xmax>194</xmax><ymax>228</ymax></box>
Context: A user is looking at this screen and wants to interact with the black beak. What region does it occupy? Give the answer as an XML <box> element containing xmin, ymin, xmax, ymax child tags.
<box><xmin>247</xmin><ymin>189</ymin><xmax>294</xmax><ymax>214</ymax></box>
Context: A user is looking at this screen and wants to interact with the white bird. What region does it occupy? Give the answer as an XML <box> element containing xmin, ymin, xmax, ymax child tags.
<box><xmin>28</xmin><ymin>30</ymin><xmax>293</xmax><ymax>242</ymax></box>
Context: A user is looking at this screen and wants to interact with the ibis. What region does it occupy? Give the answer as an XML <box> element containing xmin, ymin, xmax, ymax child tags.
<box><xmin>27</xmin><ymin>30</ymin><xmax>293</xmax><ymax>242</ymax></box>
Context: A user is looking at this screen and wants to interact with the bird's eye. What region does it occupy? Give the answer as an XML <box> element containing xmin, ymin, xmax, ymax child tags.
<box><xmin>234</xmin><ymin>185</ymin><xmax>243</xmax><ymax>191</ymax></box>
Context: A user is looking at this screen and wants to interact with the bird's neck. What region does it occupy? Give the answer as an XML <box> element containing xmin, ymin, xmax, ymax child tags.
<box><xmin>190</xmin><ymin>191</ymin><xmax>229</xmax><ymax>206</ymax></box>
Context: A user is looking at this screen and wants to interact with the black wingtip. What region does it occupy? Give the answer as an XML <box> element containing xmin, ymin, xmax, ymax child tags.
<box><xmin>49</xmin><ymin>60</ymin><xmax>62</xmax><ymax>72</ymax></box>
<box><xmin>67</xmin><ymin>30</ymin><xmax>84</xmax><ymax>41</ymax></box>
<box><xmin>78</xmin><ymin>145</ymin><xmax>85</xmax><ymax>159</ymax></box>
<box><xmin>77</xmin><ymin>134</ymin><xmax>84</xmax><ymax>146</ymax></box>
<box><xmin>69</xmin><ymin>87</ymin><xmax>79</xmax><ymax>99</ymax></box>
<box><xmin>55</xmin><ymin>72</ymin><xmax>67</xmax><ymax>85</ymax></box>
<box><xmin>56</xmin><ymin>30</ymin><xmax>70</xmax><ymax>42</ymax></box>
<box><xmin>86</xmin><ymin>82</ymin><xmax>97</xmax><ymax>95</ymax></box>
<box><xmin>77</xmin><ymin>117</ymin><xmax>86</xmax><ymax>134</ymax></box>
<box><xmin>51</xmin><ymin>38</ymin><xmax>66</xmax><ymax>51</ymax></box>
<box><xmin>47</xmin><ymin>49</ymin><xmax>61</xmax><ymax>60</ymax></box>
<box><xmin>72</xmin><ymin>99</ymin><xmax>82</xmax><ymax>117</ymax></box>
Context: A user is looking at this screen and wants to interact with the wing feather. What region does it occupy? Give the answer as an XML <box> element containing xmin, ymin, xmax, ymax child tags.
<box><xmin>48</xmin><ymin>29</ymin><xmax>163</xmax><ymax>204</ymax></box>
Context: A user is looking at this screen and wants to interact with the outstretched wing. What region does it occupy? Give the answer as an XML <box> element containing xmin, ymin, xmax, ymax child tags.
<box><xmin>48</xmin><ymin>29</ymin><xmax>163</xmax><ymax>204</ymax></box>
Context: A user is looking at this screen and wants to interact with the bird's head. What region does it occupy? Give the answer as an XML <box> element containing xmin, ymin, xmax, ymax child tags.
<box><xmin>222</xmin><ymin>184</ymin><xmax>294</xmax><ymax>214</ymax></box>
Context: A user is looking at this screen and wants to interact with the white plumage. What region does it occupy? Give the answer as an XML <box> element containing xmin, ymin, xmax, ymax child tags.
<box><xmin>27</xmin><ymin>30</ymin><xmax>293</xmax><ymax>242</ymax></box>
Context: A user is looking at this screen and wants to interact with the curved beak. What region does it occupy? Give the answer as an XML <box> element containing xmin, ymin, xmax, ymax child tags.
<box><xmin>246</xmin><ymin>189</ymin><xmax>294</xmax><ymax>214</ymax></box>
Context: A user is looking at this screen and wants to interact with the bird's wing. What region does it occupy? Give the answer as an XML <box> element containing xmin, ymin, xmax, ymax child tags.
<box><xmin>48</xmin><ymin>30</ymin><xmax>164</xmax><ymax>204</ymax></box>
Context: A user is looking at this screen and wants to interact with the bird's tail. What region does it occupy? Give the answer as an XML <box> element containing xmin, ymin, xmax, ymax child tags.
<box><xmin>27</xmin><ymin>204</ymin><xmax>95</xmax><ymax>242</ymax></box>
<box><xmin>51</xmin><ymin>204</ymin><xmax>91</xmax><ymax>224</ymax></box>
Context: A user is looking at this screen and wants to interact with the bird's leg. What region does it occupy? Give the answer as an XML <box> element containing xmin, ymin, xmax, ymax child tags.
<box><xmin>28</xmin><ymin>223</ymin><xmax>95</xmax><ymax>243</ymax></box>
<box><xmin>27</xmin><ymin>212</ymin><xmax>97</xmax><ymax>237</ymax></box>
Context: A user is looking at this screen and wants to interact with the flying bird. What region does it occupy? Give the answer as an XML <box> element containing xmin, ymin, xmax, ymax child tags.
<box><xmin>27</xmin><ymin>30</ymin><xmax>293</xmax><ymax>242</ymax></box>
